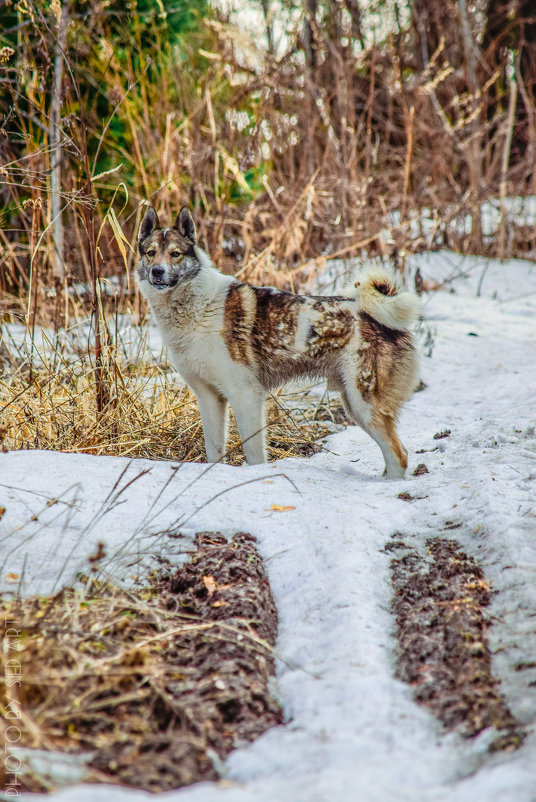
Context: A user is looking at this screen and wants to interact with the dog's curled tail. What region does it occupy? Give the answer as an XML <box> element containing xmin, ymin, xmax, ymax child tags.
<box><xmin>350</xmin><ymin>267</ymin><xmax>421</xmax><ymax>330</ymax></box>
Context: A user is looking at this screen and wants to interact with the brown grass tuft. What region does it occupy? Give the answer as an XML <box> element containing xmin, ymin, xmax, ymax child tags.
<box><xmin>0</xmin><ymin>532</ymin><xmax>282</xmax><ymax>793</ymax></box>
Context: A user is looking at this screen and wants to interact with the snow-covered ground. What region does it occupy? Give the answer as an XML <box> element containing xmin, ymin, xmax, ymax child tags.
<box><xmin>2</xmin><ymin>312</ymin><xmax>165</xmax><ymax>368</ymax></box>
<box><xmin>1</xmin><ymin>251</ymin><xmax>535</xmax><ymax>801</ymax></box>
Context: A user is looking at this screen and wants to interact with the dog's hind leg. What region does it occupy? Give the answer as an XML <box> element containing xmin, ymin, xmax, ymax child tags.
<box><xmin>366</xmin><ymin>412</ymin><xmax>408</xmax><ymax>478</ymax></box>
<box><xmin>228</xmin><ymin>389</ymin><xmax>267</xmax><ymax>465</ymax></box>
<box><xmin>188</xmin><ymin>378</ymin><xmax>229</xmax><ymax>463</ymax></box>
<box><xmin>341</xmin><ymin>388</ymin><xmax>407</xmax><ymax>478</ymax></box>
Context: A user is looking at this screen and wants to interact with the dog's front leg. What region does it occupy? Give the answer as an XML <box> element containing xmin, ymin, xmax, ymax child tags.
<box><xmin>187</xmin><ymin>378</ymin><xmax>228</xmax><ymax>463</ymax></box>
<box><xmin>228</xmin><ymin>390</ymin><xmax>267</xmax><ymax>465</ymax></box>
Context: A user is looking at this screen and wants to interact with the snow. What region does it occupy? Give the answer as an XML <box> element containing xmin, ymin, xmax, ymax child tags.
<box><xmin>1</xmin><ymin>251</ymin><xmax>535</xmax><ymax>801</ymax></box>
<box><xmin>387</xmin><ymin>198</ymin><xmax>536</xmax><ymax>251</ymax></box>
<box><xmin>2</xmin><ymin>314</ymin><xmax>165</xmax><ymax>368</ymax></box>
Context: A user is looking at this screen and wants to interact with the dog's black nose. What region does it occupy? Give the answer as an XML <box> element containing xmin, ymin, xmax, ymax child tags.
<box><xmin>151</xmin><ymin>266</ymin><xmax>165</xmax><ymax>282</ymax></box>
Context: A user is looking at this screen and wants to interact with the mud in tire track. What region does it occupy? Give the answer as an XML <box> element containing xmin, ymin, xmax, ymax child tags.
<box><xmin>389</xmin><ymin>536</ymin><xmax>525</xmax><ymax>752</ymax></box>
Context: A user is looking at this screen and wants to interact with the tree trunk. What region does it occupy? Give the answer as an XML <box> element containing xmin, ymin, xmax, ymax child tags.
<box><xmin>458</xmin><ymin>0</ymin><xmax>483</xmax><ymax>250</ymax></box>
<box><xmin>49</xmin><ymin>0</ymin><xmax>69</xmax><ymax>280</ymax></box>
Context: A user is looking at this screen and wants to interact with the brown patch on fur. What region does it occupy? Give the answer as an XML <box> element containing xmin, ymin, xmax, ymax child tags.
<box><xmin>223</xmin><ymin>283</ymin><xmax>256</xmax><ymax>366</ymax></box>
<box><xmin>305</xmin><ymin>308</ymin><xmax>354</xmax><ymax>358</ymax></box>
<box><xmin>356</xmin><ymin>312</ymin><xmax>416</xmax><ymax>410</ymax></box>
<box><xmin>250</xmin><ymin>288</ymin><xmax>304</xmax><ymax>386</ymax></box>
<box><xmin>141</xmin><ymin>229</ymin><xmax>193</xmax><ymax>256</ymax></box>
<box><xmin>358</xmin><ymin>311</ymin><xmax>408</xmax><ymax>347</ymax></box>
<box><xmin>372</xmin><ymin>280</ymin><xmax>397</xmax><ymax>296</ymax></box>
<box><xmin>250</xmin><ymin>292</ymin><xmax>357</xmax><ymax>390</ymax></box>
<box><xmin>253</xmin><ymin>288</ymin><xmax>302</xmax><ymax>344</ymax></box>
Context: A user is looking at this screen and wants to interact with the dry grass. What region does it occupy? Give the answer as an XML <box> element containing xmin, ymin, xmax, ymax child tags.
<box><xmin>0</xmin><ymin>362</ymin><xmax>205</xmax><ymax>461</ymax></box>
<box><xmin>3</xmin><ymin>0</ymin><xmax>535</xmax><ymax>326</ymax></box>
<box><xmin>0</xmin><ymin>532</ymin><xmax>282</xmax><ymax>793</ymax></box>
<box><xmin>0</xmin><ymin>325</ymin><xmax>338</xmax><ymax>465</ymax></box>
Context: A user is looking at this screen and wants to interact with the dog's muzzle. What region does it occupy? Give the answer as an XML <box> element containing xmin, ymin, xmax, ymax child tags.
<box><xmin>149</xmin><ymin>266</ymin><xmax>177</xmax><ymax>289</ymax></box>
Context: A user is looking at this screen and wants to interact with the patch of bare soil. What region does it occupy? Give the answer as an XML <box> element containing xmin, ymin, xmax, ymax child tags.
<box><xmin>390</xmin><ymin>537</ymin><xmax>525</xmax><ymax>751</ymax></box>
<box><xmin>0</xmin><ymin>532</ymin><xmax>282</xmax><ymax>793</ymax></box>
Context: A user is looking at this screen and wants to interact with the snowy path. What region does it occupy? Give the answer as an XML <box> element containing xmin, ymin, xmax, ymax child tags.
<box><xmin>1</xmin><ymin>252</ymin><xmax>535</xmax><ymax>801</ymax></box>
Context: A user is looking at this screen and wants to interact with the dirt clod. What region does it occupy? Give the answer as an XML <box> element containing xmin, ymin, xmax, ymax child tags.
<box><xmin>412</xmin><ymin>463</ymin><xmax>429</xmax><ymax>476</ymax></box>
<box><xmin>433</xmin><ymin>429</ymin><xmax>451</xmax><ymax>440</ymax></box>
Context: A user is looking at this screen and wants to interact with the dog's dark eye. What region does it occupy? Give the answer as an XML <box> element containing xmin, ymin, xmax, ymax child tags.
<box><xmin>146</xmin><ymin>250</ymin><xmax>156</xmax><ymax>258</ymax></box>
<box><xmin>171</xmin><ymin>251</ymin><xmax>181</xmax><ymax>259</ymax></box>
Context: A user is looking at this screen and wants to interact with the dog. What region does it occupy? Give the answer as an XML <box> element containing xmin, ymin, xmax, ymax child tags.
<box><xmin>135</xmin><ymin>206</ymin><xmax>420</xmax><ymax>478</ymax></box>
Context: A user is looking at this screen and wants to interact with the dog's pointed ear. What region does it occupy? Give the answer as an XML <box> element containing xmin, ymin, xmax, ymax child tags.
<box><xmin>174</xmin><ymin>207</ymin><xmax>196</xmax><ymax>244</ymax></box>
<box><xmin>139</xmin><ymin>206</ymin><xmax>160</xmax><ymax>241</ymax></box>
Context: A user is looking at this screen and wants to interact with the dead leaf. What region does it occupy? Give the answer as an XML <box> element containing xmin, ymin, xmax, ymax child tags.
<box><xmin>270</xmin><ymin>504</ymin><xmax>296</xmax><ymax>512</ymax></box>
<box><xmin>89</xmin><ymin>541</ymin><xmax>106</xmax><ymax>563</ymax></box>
<box><xmin>6</xmin><ymin>573</ymin><xmax>19</xmax><ymax>583</ymax></box>
<box><xmin>203</xmin><ymin>575</ymin><xmax>217</xmax><ymax>595</ymax></box>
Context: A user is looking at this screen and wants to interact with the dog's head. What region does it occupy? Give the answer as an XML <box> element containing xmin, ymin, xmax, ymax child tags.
<box><xmin>136</xmin><ymin>206</ymin><xmax>199</xmax><ymax>292</ymax></box>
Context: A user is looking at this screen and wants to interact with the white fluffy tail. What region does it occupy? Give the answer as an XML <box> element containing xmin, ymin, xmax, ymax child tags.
<box><xmin>349</xmin><ymin>267</ymin><xmax>421</xmax><ymax>330</ymax></box>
